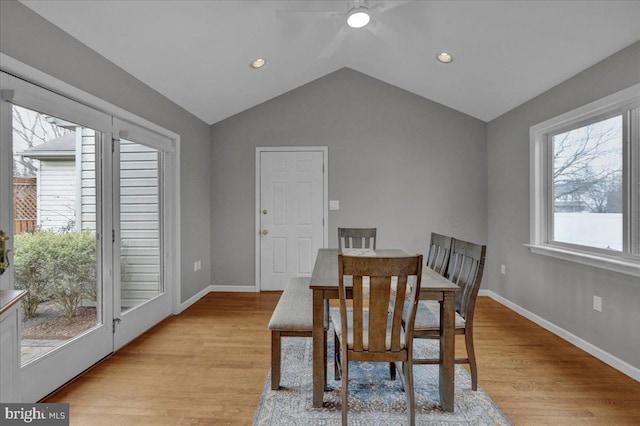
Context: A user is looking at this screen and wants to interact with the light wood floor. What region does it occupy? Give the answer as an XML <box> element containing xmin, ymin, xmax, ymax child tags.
<box><xmin>45</xmin><ymin>294</ymin><xmax>640</xmax><ymax>425</ymax></box>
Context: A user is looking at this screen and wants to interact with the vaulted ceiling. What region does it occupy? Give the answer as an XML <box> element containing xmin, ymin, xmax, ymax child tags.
<box><xmin>20</xmin><ymin>0</ymin><xmax>640</xmax><ymax>124</ymax></box>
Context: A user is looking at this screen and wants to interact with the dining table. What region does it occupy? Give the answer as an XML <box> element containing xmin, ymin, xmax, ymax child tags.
<box><xmin>309</xmin><ymin>248</ymin><xmax>460</xmax><ymax>412</ymax></box>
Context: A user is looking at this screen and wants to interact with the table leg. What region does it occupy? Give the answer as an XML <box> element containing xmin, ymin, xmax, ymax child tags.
<box><xmin>440</xmin><ymin>292</ymin><xmax>455</xmax><ymax>412</ymax></box>
<box><xmin>324</xmin><ymin>300</ymin><xmax>329</xmax><ymax>390</ymax></box>
<box><xmin>312</xmin><ymin>289</ymin><xmax>325</xmax><ymax>408</ymax></box>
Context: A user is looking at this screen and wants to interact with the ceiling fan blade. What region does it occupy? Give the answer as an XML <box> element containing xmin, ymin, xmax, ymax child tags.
<box><xmin>276</xmin><ymin>10</ymin><xmax>343</xmax><ymax>19</ymax></box>
<box><xmin>319</xmin><ymin>27</ymin><xmax>350</xmax><ymax>59</ymax></box>
<box><xmin>369</xmin><ymin>0</ymin><xmax>414</xmax><ymax>15</ymax></box>
<box><xmin>365</xmin><ymin>20</ymin><xmax>405</xmax><ymax>50</ymax></box>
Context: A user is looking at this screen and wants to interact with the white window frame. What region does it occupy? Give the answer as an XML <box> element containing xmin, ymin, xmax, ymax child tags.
<box><xmin>527</xmin><ymin>83</ymin><xmax>640</xmax><ymax>277</ymax></box>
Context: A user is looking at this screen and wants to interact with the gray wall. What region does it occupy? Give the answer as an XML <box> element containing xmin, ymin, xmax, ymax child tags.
<box><xmin>487</xmin><ymin>40</ymin><xmax>640</xmax><ymax>370</ymax></box>
<box><xmin>211</xmin><ymin>68</ymin><xmax>487</xmax><ymax>287</ymax></box>
<box><xmin>0</xmin><ymin>0</ymin><xmax>212</xmax><ymax>303</ymax></box>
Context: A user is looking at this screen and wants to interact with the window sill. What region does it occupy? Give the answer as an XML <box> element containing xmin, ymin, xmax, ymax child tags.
<box><xmin>524</xmin><ymin>244</ymin><xmax>640</xmax><ymax>278</ymax></box>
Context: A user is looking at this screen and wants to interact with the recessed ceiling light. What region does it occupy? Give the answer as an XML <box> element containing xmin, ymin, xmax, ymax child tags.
<box><xmin>436</xmin><ymin>52</ymin><xmax>454</xmax><ymax>64</ymax></box>
<box><xmin>250</xmin><ymin>58</ymin><xmax>266</xmax><ymax>69</ymax></box>
<box><xmin>347</xmin><ymin>7</ymin><xmax>370</xmax><ymax>28</ymax></box>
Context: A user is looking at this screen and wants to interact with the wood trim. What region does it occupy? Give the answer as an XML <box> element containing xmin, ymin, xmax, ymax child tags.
<box><xmin>0</xmin><ymin>290</ymin><xmax>27</xmax><ymax>315</ymax></box>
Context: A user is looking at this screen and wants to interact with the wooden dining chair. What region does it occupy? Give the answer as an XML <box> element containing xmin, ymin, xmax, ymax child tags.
<box><xmin>337</xmin><ymin>227</ymin><xmax>377</xmax><ymax>250</ymax></box>
<box><xmin>331</xmin><ymin>254</ymin><xmax>423</xmax><ymax>425</ymax></box>
<box><xmin>426</xmin><ymin>232</ymin><xmax>452</xmax><ymax>276</ymax></box>
<box><xmin>413</xmin><ymin>239</ymin><xmax>486</xmax><ymax>391</ymax></box>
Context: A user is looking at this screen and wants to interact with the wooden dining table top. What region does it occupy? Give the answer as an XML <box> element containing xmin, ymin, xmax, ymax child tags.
<box><xmin>309</xmin><ymin>248</ymin><xmax>459</xmax><ymax>293</ymax></box>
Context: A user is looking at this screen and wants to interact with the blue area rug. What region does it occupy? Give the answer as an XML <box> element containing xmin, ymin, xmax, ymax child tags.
<box><xmin>254</xmin><ymin>334</ymin><xmax>512</xmax><ymax>425</ymax></box>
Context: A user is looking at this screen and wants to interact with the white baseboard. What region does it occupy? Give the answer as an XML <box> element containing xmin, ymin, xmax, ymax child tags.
<box><xmin>209</xmin><ymin>284</ymin><xmax>257</xmax><ymax>292</ymax></box>
<box><xmin>482</xmin><ymin>290</ymin><xmax>640</xmax><ymax>382</ymax></box>
<box><xmin>177</xmin><ymin>284</ymin><xmax>259</xmax><ymax>313</ymax></box>
<box><xmin>176</xmin><ymin>285</ymin><xmax>212</xmax><ymax>314</ymax></box>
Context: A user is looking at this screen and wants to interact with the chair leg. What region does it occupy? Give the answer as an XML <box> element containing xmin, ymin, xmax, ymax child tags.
<box><xmin>323</xmin><ymin>330</ymin><xmax>328</xmax><ymax>390</ymax></box>
<box><xmin>465</xmin><ymin>330</ymin><xmax>478</xmax><ymax>391</ymax></box>
<box><xmin>270</xmin><ymin>331</ymin><xmax>281</xmax><ymax>390</ymax></box>
<box><xmin>341</xmin><ymin>353</ymin><xmax>349</xmax><ymax>425</ymax></box>
<box><xmin>334</xmin><ymin>332</ymin><xmax>341</xmax><ymax>380</ymax></box>
<box><xmin>389</xmin><ymin>362</ymin><xmax>396</xmax><ymax>380</ymax></box>
<box><xmin>403</xmin><ymin>360</ymin><xmax>416</xmax><ymax>426</ymax></box>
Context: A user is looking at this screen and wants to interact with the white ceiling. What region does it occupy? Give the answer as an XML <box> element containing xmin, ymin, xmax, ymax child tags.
<box><xmin>20</xmin><ymin>0</ymin><xmax>640</xmax><ymax>124</ymax></box>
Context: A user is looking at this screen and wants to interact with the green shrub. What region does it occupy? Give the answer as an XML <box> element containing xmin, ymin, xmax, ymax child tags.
<box><xmin>14</xmin><ymin>230</ymin><xmax>97</xmax><ymax>318</ymax></box>
<box><xmin>13</xmin><ymin>231</ymin><xmax>53</xmax><ymax>318</ymax></box>
<box><xmin>48</xmin><ymin>277</ymin><xmax>86</xmax><ymax>319</ymax></box>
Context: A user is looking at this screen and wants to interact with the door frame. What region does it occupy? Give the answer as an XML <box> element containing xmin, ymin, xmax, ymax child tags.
<box><xmin>255</xmin><ymin>146</ymin><xmax>328</xmax><ymax>292</ymax></box>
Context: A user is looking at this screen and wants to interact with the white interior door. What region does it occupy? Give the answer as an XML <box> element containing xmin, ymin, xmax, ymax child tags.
<box><xmin>258</xmin><ymin>149</ymin><xmax>326</xmax><ymax>291</ymax></box>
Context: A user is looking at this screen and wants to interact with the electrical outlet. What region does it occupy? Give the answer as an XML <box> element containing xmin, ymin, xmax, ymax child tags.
<box><xmin>593</xmin><ymin>295</ymin><xmax>602</xmax><ymax>312</ymax></box>
<box><xmin>329</xmin><ymin>200</ymin><xmax>340</xmax><ymax>210</ymax></box>
<box><xmin>500</xmin><ymin>264</ymin><xmax>506</xmax><ymax>275</ymax></box>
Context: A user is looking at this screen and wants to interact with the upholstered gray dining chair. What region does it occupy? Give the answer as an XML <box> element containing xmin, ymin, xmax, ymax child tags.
<box><xmin>426</xmin><ymin>232</ymin><xmax>452</xmax><ymax>276</ymax></box>
<box><xmin>413</xmin><ymin>238</ymin><xmax>486</xmax><ymax>390</ymax></box>
<box><xmin>331</xmin><ymin>254</ymin><xmax>423</xmax><ymax>425</ymax></box>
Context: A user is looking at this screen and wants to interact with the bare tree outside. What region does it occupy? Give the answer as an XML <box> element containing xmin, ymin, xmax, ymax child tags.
<box><xmin>552</xmin><ymin>115</ymin><xmax>623</xmax><ymax>250</ymax></box>
<box><xmin>12</xmin><ymin>105</ymin><xmax>72</xmax><ymax>176</ymax></box>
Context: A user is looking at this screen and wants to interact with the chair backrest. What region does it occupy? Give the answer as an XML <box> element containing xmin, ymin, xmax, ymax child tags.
<box><xmin>338</xmin><ymin>228</ymin><xmax>377</xmax><ymax>250</ymax></box>
<box><xmin>446</xmin><ymin>239</ymin><xmax>486</xmax><ymax>323</ymax></box>
<box><xmin>426</xmin><ymin>232</ymin><xmax>452</xmax><ymax>276</ymax></box>
<box><xmin>338</xmin><ymin>255</ymin><xmax>423</xmax><ymax>353</ymax></box>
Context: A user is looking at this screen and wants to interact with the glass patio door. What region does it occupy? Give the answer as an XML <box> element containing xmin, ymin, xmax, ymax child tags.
<box><xmin>0</xmin><ymin>72</ymin><xmax>113</xmax><ymax>402</ymax></box>
<box><xmin>111</xmin><ymin>119</ymin><xmax>172</xmax><ymax>350</ymax></box>
<box><xmin>1</xmin><ymin>71</ymin><xmax>176</xmax><ymax>401</ymax></box>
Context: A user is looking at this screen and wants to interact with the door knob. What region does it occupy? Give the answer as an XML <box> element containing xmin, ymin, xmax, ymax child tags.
<box><xmin>262</xmin><ymin>229</ymin><xmax>269</xmax><ymax>235</ymax></box>
<box><xmin>262</xmin><ymin>209</ymin><xmax>268</xmax><ymax>214</ymax></box>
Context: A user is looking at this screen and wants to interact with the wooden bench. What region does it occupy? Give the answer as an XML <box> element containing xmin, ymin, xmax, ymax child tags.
<box><xmin>268</xmin><ymin>277</ymin><xmax>327</xmax><ymax>390</ymax></box>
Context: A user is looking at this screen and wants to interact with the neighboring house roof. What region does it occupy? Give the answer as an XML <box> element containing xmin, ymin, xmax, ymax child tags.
<box><xmin>18</xmin><ymin>132</ymin><xmax>76</xmax><ymax>160</ymax></box>
<box><xmin>554</xmin><ymin>182</ymin><xmax>587</xmax><ymax>198</ymax></box>
<box><xmin>554</xmin><ymin>199</ymin><xmax>587</xmax><ymax>209</ymax></box>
